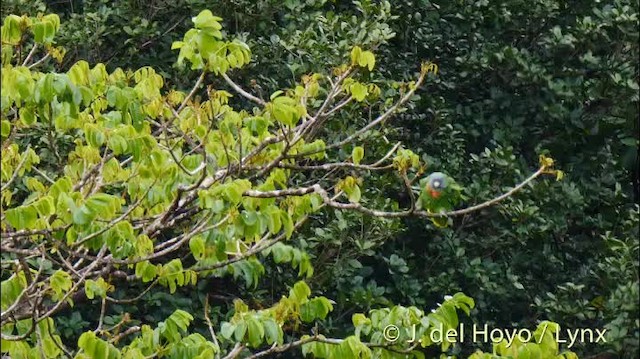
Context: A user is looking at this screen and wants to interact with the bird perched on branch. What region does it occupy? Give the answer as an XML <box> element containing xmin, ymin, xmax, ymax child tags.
<box><xmin>416</xmin><ymin>172</ymin><xmax>463</xmax><ymax>227</ymax></box>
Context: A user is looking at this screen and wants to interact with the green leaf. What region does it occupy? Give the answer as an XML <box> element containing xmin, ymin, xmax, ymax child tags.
<box><xmin>263</xmin><ymin>319</ymin><xmax>282</xmax><ymax>345</ymax></box>
<box><xmin>352</xmin><ymin>313</ymin><xmax>370</xmax><ymax>327</ymax></box>
<box><xmin>85</xmin><ymin>278</ymin><xmax>111</xmax><ymax>300</ymax></box>
<box><xmin>246</xmin><ymin>316</ymin><xmax>264</xmax><ymax>347</ymax></box>
<box><xmin>361</xmin><ymin>51</ymin><xmax>376</xmax><ymax>71</ymax></box>
<box><xmin>241</xmin><ymin>210</ymin><xmax>258</xmax><ymax>226</ymax></box>
<box><xmin>68</xmin><ymin>60</ymin><xmax>91</xmax><ymax>86</ymax></box>
<box><xmin>220</xmin><ymin>322</ymin><xmax>235</xmax><ymax>339</ymax></box>
<box><xmin>234</xmin><ymin>321</ymin><xmax>247</xmax><ymax>342</ymax></box>
<box><xmin>227</xmin><ymin>52</ymin><xmax>238</xmax><ymax>68</ymax></box>
<box><xmin>85</xmin><ymin>193</ymin><xmax>120</xmax><ymax>218</ymax></box>
<box><xmin>108</xmin><ymin>134</ymin><xmax>128</xmax><ymax>154</ymax></box>
<box><xmin>1</xmin><ymin>120</ymin><xmax>11</xmax><ymax>138</ymax></box>
<box><xmin>72</xmin><ymin>205</ymin><xmax>94</xmax><ymax>225</ymax></box>
<box><xmin>1</xmin><ymin>272</ymin><xmax>27</xmax><ymax>311</ymax></box>
<box><xmin>352</xmin><ymin>146</ymin><xmax>364</xmax><ymax>165</ymax></box>
<box><xmin>350</xmin><ymin>46</ymin><xmax>362</xmax><ymax>65</ymax></box>
<box><xmin>32</xmin><ymin>196</ymin><xmax>55</xmax><ymax>217</ymax></box>
<box><xmin>350</xmin><ymin>82</ymin><xmax>368</xmax><ymax>102</ymax></box>
<box><xmin>129</xmin><ymin>101</ymin><xmax>144</xmax><ymax>132</ymax></box>
<box><xmin>189</xmin><ymin>235</ymin><xmax>206</xmax><ymax>260</ymax></box>
<box><xmin>78</xmin><ymin>331</ymin><xmax>121</xmax><ymax>359</ymax></box>
<box><xmin>135</xmin><ymin>261</ymin><xmax>158</xmax><ymax>282</ymax></box>
<box><xmin>224</xmin><ymin>180</ymin><xmax>252</xmax><ymax>205</ymax></box>
<box><xmin>19</xmin><ymin>107</ymin><xmax>36</xmax><ymax>126</ymax></box>
<box><xmin>282</xmin><ymin>212</ymin><xmax>294</xmax><ymax>239</ymax></box>
<box><xmin>266</xmin><ymin>206</ymin><xmax>282</xmax><ymax>234</ymax></box>
<box><xmin>5</xmin><ymin>206</ymin><xmax>38</xmax><ymax>230</ymax></box>
<box><xmin>50</xmin><ymin>270</ymin><xmax>72</xmax><ymax>300</ymax></box>
<box><xmin>270</xmin><ymin>90</ymin><xmax>284</xmax><ymax>101</ymax></box>
<box><xmin>167</xmin><ymin>310</ymin><xmax>193</xmax><ymax>332</ymax></box>
<box><xmin>290</xmin><ymin>281</ymin><xmax>311</xmax><ymax>303</ymax></box>
<box><xmin>452</xmin><ymin>292</ymin><xmax>475</xmax><ymax>315</ymax></box>
<box><xmin>85</xmin><ymin>124</ymin><xmax>105</xmax><ymax>148</ymax></box>
<box><xmin>301</xmin><ymin>297</ymin><xmax>333</xmax><ymax>322</ymax></box>
<box><xmin>272</xmin><ymin>103</ymin><xmax>297</xmax><ymax>126</ymax></box>
<box><xmin>1</xmin><ymin>15</ymin><xmax>23</xmax><ymax>45</ymax></box>
<box><xmin>347</xmin><ymin>185</ymin><xmax>361</xmax><ymax>203</ymax></box>
<box><xmin>439</xmin><ymin>302</ymin><xmax>459</xmax><ymax>328</ymax></box>
<box><xmin>192</xmin><ymin>10</ymin><xmax>223</xmax><ymax>31</ymax></box>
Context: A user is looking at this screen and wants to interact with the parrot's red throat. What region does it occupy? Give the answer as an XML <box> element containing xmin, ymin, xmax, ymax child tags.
<box><xmin>429</xmin><ymin>189</ymin><xmax>441</xmax><ymax>198</ymax></box>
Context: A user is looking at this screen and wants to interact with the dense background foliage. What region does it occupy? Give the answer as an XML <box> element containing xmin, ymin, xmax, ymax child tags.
<box><xmin>2</xmin><ymin>0</ymin><xmax>638</xmax><ymax>358</ymax></box>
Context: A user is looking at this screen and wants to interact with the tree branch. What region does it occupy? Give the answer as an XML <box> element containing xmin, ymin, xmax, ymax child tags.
<box><xmin>222</xmin><ymin>72</ymin><xmax>266</xmax><ymax>106</ymax></box>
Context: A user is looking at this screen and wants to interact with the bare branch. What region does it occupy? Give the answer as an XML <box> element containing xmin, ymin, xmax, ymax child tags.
<box><xmin>204</xmin><ymin>295</ymin><xmax>221</xmax><ymax>359</ymax></box>
<box><xmin>1</xmin><ymin>145</ymin><xmax>32</xmax><ymax>192</ymax></box>
<box><xmin>311</xmin><ymin>166</ymin><xmax>547</xmax><ymax>218</ymax></box>
<box><xmin>442</xmin><ymin>166</ymin><xmax>546</xmax><ymax>217</ymax></box>
<box><xmin>222</xmin><ymin>73</ymin><xmax>266</xmax><ymax>106</ymax></box>
<box><xmin>292</xmin><ymin>69</ymin><xmax>428</xmax><ymax>160</ymax></box>
<box><xmin>27</xmin><ymin>53</ymin><xmax>50</xmax><ymax>69</ymax></box>
<box><xmin>222</xmin><ymin>343</ymin><xmax>245</xmax><ymax>359</ymax></box>
<box><xmin>31</xmin><ymin>166</ymin><xmax>55</xmax><ymax>184</ymax></box>
<box><xmin>300</xmin><ymin>67</ymin><xmax>354</xmax><ymax>140</ymax></box>
<box><xmin>323</xmin><ymin>95</ymin><xmax>353</xmax><ymax>118</ymax></box>
<box><xmin>21</xmin><ymin>44</ymin><xmax>38</xmax><ymax>67</ymax></box>
<box><xmin>179</xmin><ymin>72</ymin><xmax>206</xmax><ymax>112</ymax></box>
<box><xmin>94</xmin><ymin>298</ymin><xmax>107</xmax><ymax>334</ymax></box>
<box><xmin>244</xmin><ymin>187</ymin><xmax>316</xmax><ymax>198</ymax></box>
<box><xmin>109</xmin><ymin>326</ymin><xmax>141</xmax><ymax>344</ymax></box>
<box><xmin>1</xmin><ymin>226</ymin><xmax>67</xmax><ymax>240</ymax></box>
<box><xmin>0</xmin><ymin>250</ymin><xmax>45</xmax><ymax>322</ymax></box>
<box><xmin>246</xmin><ymin>335</ymin><xmax>320</xmax><ymax>359</ymax></box>
<box><xmin>35</xmin><ymin>245</ymin><xmax>110</xmax><ymax>324</ymax></box>
<box><xmin>400</xmin><ymin>171</ymin><xmax>416</xmax><ymax>213</ymax></box>
<box><xmin>324</xmin><ymin>71</ymin><xmax>427</xmax><ymax>151</ymax></box>
<box><xmin>371</xmin><ymin>142</ymin><xmax>402</xmax><ymax>167</ymax></box>
<box><xmin>106</xmin><ymin>279</ymin><xmax>158</xmax><ymax>304</ymax></box>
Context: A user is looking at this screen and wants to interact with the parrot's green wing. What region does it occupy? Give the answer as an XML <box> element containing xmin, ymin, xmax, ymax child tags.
<box><xmin>416</xmin><ymin>188</ymin><xmax>427</xmax><ymax>210</ymax></box>
<box><xmin>419</xmin><ymin>174</ymin><xmax>463</xmax><ymax>228</ymax></box>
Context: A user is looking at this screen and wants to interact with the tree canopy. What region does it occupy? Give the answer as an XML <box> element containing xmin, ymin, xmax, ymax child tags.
<box><xmin>1</xmin><ymin>1</ymin><xmax>638</xmax><ymax>358</ymax></box>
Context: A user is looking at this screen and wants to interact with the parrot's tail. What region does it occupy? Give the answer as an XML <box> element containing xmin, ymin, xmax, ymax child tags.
<box><xmin>430</xmin><ymin>216</ymin><xmax>450</xmax><ymax>228</ymax></box>
<box><xmin>426</xmin><ymin>209</ymin><xmax>451</xmax><ymax>228</ymax></box>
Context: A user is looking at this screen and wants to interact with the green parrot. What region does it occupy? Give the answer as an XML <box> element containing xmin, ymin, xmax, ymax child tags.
<box><xmin>416</xmin><ymin>172</ymin><xmax>463</xmax><ymax>227</ymax></box>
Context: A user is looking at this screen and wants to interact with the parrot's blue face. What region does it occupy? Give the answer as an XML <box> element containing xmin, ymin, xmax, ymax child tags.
<box><xmin>425</xmin><ymin>172</ymin><xmax>447</xmax><ymax>198</ymax></box>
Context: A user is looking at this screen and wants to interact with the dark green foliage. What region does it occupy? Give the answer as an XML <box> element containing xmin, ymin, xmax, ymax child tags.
<box><xmin>2</xmin><ymin>0</ymin><xmax>637</xmax><ymax>357</ymax></box>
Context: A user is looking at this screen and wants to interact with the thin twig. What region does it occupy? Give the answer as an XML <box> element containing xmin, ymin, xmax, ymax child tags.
<box><xmin>31</xmin><ymin>166</ymin><xmax>56</xmax><ymax>184</ymax></box>
<box><xmin>294</xmin><ymin>69</ymin><xmax>427</xmax><ymax>158</ymax></box>
<box><xmin>109</xmin><ymin>325</ymin><xmax>141</xmax><ymax>344</ymax></box>
<box><xmin>222</xmin><ymin>73</ymin><xmax>266</xmax><ymax>106</ymax></box>
<box><xmin>1</xmin><ymin>145</ymin><xmax>32</xmax><ymax>192</ymax></box>
<box><xmin>28</xmin><ymin>53</ymin><xmax>50</xmax><ymax>69</ymax></box>
<box><xmin>222</xmin><ymin>343</ymin><xmax>244</xmax><ymax>359</ymax></box>
<box><xmin>106</xmin><ymin>279</ymin><xmax>159</xmax><ymax>304</ymax></box>
<box><xmin>21</xmin><ymin>44</ymin><xmax>38</xmax><ymax>66</ymax></box>
<box><xmin>204</xmin><ymin>295</ymin><xmax>221</xmax><ymax>359</ymax></box>
<box><xmin>178</xmin><ymin>72</ymin><xmax>206</xmax><ymax>112</ymax></box>
<box><xmin>94</xmin><ymin>298</ymin><xmax>107</xmax><ymax>334</ymax></box>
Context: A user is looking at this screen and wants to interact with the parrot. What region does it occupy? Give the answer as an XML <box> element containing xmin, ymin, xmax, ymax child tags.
<box><xmin>416</xmin><ymin>172</ymin><xmax>463</xmax><ymax>227</ymax></box>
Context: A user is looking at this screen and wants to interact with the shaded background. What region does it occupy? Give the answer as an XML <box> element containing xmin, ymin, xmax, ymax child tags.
<box><xmin>2</xmin><ymin>0</ymin><xmax>637</xmax><ymax>357</ymax></box>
